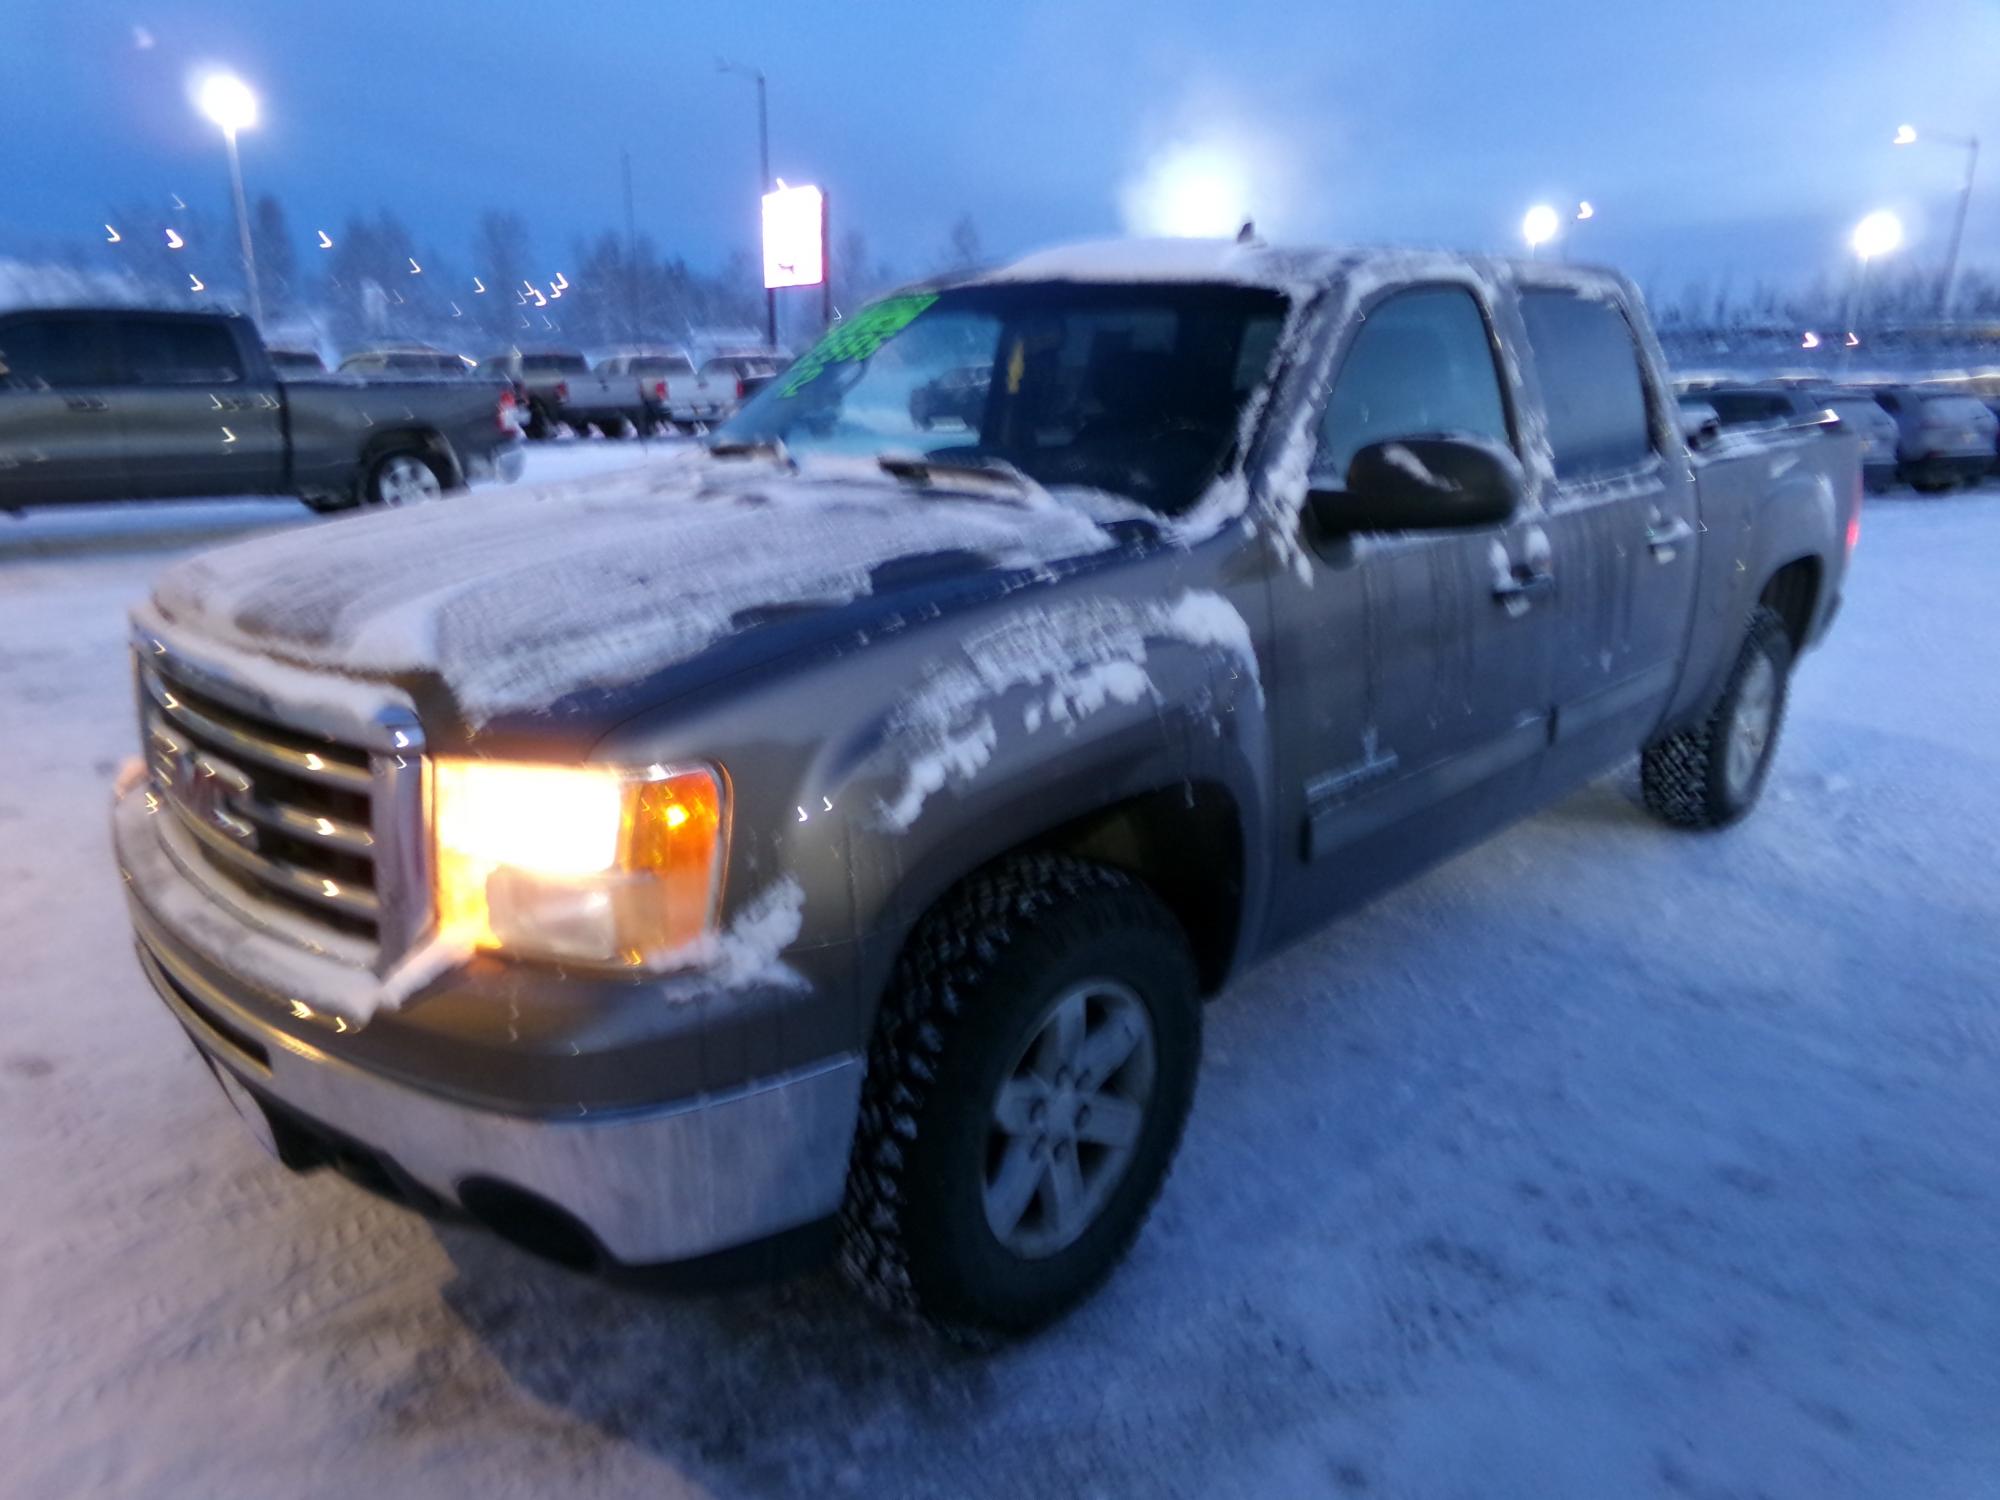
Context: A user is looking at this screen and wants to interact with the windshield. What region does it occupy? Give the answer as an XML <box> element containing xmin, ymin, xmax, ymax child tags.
<box><xmin>716</xmin><ymin>282</ymin><xmax>1287</xmax><ymax>515</ymax></box>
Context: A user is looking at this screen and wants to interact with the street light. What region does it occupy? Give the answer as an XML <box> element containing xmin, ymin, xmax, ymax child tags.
<box><xmin>718</xmin><ymin>57</ymin><xmax>776</xmax><ymax>348</ymax></box>
<box><xmin>1893</xmin><ymin>123</ymin><xmax>1981</xmax><ymax>316</ymax></box>
<box><xmin>195</xmin><ymin>72</ymin><xmax>262</xmax><ymax>326</ymax></box>
<box><xmin>1851</xmin><ymin>209</ymin><xmax>1903</xmax><ymax>261</ymax></box>
<box><xmin>1522</xmin><ymin>204</ymin><xmax>1559</xmax><ymax>257</ymax></box>
<box><xmin>1846</xmin><ymin>210</ymin><xmax>1903</xmax><ymax>358</ymax></box>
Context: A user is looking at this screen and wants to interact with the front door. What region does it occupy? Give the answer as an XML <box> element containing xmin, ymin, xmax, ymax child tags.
<box><xmin>0</xmin><ymin>314</ymin><xmax>125</xmax><ymax>506</ymax></box>
<box><xmin>1268</xmin><ymin>283</ymin><xmax>1556</xmax><ymax>943</ymax></box>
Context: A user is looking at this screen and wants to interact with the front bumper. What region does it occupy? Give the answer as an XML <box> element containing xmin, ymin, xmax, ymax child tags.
<box><xmin>114</xmin><ymin>784</ymin><xmax>861</xmax><ymax>1267</ymax></box>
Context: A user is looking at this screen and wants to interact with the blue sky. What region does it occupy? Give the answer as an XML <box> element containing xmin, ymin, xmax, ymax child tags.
<box><xmin>5</xmin><ymin>0</ymin><xmax>1997</xmax><ymax>295</ymax></box>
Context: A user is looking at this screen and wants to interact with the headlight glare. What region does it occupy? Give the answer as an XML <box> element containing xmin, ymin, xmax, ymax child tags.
<box><xmin>432</xmin><ymin>760</ymin><xmax>725</xmax><ymax>970</ymax></box>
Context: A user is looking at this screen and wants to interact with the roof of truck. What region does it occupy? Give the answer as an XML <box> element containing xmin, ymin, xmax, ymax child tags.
<box><xmin>974</xmin><ymin>237</ymin><xmax>1625</xmax><ymax>299</ymax></box>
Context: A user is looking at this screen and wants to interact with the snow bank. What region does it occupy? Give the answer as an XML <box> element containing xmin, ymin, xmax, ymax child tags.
<box><xmin>877</xmin><ymin>589</ymin><xmax>1260</xmax><ymax>829</ymax></box>
<box><xmin>149</xmin><ymin>455</ymin><xmax>1116</xmax><ymax>728</ymax></box>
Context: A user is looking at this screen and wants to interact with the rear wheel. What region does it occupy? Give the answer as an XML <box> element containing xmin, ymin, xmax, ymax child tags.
<box><xmin>364</xmin><ymin>450</ymin><xmax>444</xmax><ymax>508</ymax></box>
<box><xmin>840</xmin><ymin>854</ymin><xmax>1200</xmax><ymax>1339</ymax></box>
<box><xmin>1641</xmin><ymin>605</ymin><xmax>1792</xmax><ymax>829</ymax></box>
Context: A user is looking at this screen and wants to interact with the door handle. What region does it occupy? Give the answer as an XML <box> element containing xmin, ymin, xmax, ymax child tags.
<box><xmin>1493</xmin><ymin>566</ymin><xmax>1556</xmax><ymax>602</ymax></box>
<box><xmin>1647</xmin><ymin>517</ymin><xmax>1695</xmax><ymax>553</ymax></box>
<box><xmin>64</xmin><ymin>396</ymin><xmax>108</xmax><ymax>413</ymax></box>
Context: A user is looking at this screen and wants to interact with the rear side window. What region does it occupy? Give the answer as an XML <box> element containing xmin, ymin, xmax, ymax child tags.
<box><xmin>119</xmin><ymin>319</ymin><xmax>246</xmax><ymax>385</ymax></box>
<box><xmin>1518</xmin><ymin>291</ymin><xmax>1653</xmax><ymax>480</ymax></box>
<box><xmin>0</xmin><ymin>316</ymin><xmax>111</xmax><ymax>389</ymax></box>
<box><xmin>1312</xmin><ymin>286</ymin><xmax>1511</xmax><ymax>483</ymax></box>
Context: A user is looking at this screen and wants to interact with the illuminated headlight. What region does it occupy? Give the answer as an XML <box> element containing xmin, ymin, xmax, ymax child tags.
<box><xmin>432</xmin><ymin>760</ymin><xmax>725</xmax><ymax>970</ymax></box>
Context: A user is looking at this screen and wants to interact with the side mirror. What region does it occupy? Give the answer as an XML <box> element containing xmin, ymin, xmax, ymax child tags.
<box><xmin>1308</xmin><ymin>436</ymin><xmax>1523</xmax><ymax>536</ymax></box>
<box><xmin>1677</xmin><ymin>401</ymin><xmax>1722</xmax><ymax>451</ymax></box>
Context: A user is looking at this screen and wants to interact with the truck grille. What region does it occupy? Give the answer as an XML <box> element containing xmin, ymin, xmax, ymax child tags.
<box><xmin>139</xmin><ymin>655</ymin><xmax>411</xmax><ymax>956</ymax></box>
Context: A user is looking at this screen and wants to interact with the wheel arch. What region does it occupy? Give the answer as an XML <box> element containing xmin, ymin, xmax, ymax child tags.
<box><xmin>360</xmin><ymin>427</ymin><xmax>464</xmax><ymax>491</ymax></box>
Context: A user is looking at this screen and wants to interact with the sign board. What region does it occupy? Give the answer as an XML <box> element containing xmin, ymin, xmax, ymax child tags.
<box><xmin>762</xmin><ymin>184</ymin><xmax>826</xmax><ymax>290</ymax></box>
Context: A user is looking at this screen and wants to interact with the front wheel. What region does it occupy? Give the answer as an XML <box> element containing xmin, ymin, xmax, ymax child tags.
<box><xmin>1641</xmin><ymin>605</ymin><xmax>1792</xmax><ymax>829</ymax></box>
<box><xmin>840</xmin><ymin>854</ymin><xmax>1200</xmax><ymax>1339</ymax></box>
<box><xmin>363</xmin><ymin>450</ymin><xmax>444</xmax><ymax>508</ymax></box>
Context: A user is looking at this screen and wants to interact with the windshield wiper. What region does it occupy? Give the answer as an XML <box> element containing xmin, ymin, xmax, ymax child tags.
<box><xmin>876</xmin><ymin>452</ymin><xmax>1036</xmax><ymax>496</ymax></box>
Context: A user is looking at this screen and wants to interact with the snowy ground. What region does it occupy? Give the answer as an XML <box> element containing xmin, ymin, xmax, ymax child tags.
<box><xmin>3</xmin><ymin>457</ymin><xmax>1998</xmax><ymax>1499</ymax></box>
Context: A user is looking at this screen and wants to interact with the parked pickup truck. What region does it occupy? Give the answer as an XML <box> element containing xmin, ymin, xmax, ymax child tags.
<box><xmin>595</xmin><ymin>349</ymin><xmax>699</xmax><ymax>433</ymax></box>
<box><xmin>0</xmin><ymin>308</ymin><xmax>522</xmax><ymax>512</ymax></box>
<box><xmin>111</xmin><ymin>240</ymin><xmax>1859</xmax><ymax>1339</ymax></box>
<box><xmin>669</xmin><ymin>350</ymin><xmax>784</xmax><ymax>427</ymax></box>
<box><xmin>482</xmin><ymin>348</ymin><xmax>590</xmax><ymax>439</ymax></box>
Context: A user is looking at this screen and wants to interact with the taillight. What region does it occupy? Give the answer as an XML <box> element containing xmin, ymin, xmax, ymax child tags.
<box><xmin>1846</xmin><ymin>501</ymin><xmax>1861</xmax><ymax>556</ymax></box>
<box><xmin>655</xmin><ymin>380</ymin><xmax>668</xmax><ymax>401</ymax></box>
<box><xmin>555</xmin><ymin>380</ymin><xmax>569</xmax><ymax>404</ymax></box>
<box><xmin>734</xmin><ymin>376</ymin><xmax>746</xmax><ymax>401</ymax></box>
<box><xmin>497</xmin><ymin>387</ymin><xmax>520</xmax><ymax>433</ymax></box>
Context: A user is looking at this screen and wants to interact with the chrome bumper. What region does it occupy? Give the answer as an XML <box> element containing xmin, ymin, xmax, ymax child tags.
<box><xmin>114</xmin><ymin>784</ymin><xmax>862</xmax><ymax>1265</ymax></box>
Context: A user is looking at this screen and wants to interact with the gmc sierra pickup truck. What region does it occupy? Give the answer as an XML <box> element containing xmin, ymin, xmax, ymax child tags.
<box><xmin>0</xmin><ymin>308</ymin><xmax>523</xmax><ymax>513</ymax></box>
<box><xmin>112</xmin><ymin>239</ymin><xmax>1859</xmax><ymax>1339</ymax></box>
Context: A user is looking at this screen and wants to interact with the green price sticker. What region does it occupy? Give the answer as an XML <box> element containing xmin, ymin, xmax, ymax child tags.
<box><xmin>777</xmin><ymin>292</ymin><xmax>940</xmax><ymax>397</ymax></box>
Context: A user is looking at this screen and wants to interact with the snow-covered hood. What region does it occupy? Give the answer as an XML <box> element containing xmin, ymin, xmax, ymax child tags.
<box><xmin>147</xmin><ymin>456</ymin><xmax>1128</xmax><ymax>731</ymax></box>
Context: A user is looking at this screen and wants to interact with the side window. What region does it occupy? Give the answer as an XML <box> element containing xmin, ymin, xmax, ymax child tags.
<box><xmin>120</xmin><ymin>319</ymin><xmax>247</xmax><ymax>385</ymax></box>
<box><xmin>1517</xmin><ymin>290</ymin><xmax>1653</xmax><ymax>480</ymax></box>
<box><xmin>1312</xmin><ymin>288</ymin><xmax>1510</xmax><ymax>483</ymax></box>
<box><xmin>0</xmin><ymin>317</ymin><xmax>109</xmax><ymax>389</ymax></box>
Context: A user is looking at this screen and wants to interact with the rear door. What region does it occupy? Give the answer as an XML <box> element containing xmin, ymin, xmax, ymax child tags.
<box><xmin>1270</xmin><ymin>282</ymin><xmax>1556</xmax><ymax>940</ymax></box>
<box><xmin>1510</xmin><ymin>285</ymin><xmax>1700</xmax><ymax>789</ymax></box>
<box><xmin>110</xmin><ymin>316</ymin><xmax>286</xmax><ymax>497</ymax></box>
<box><xmin>0</xmin><ymin>313</ymin><xmax>125</xmax><ymax>505</ymax></box>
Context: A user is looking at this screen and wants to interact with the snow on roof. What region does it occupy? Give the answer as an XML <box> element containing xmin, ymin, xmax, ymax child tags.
<box><xmin>977</xmin><ymin>237</ymin><xmax>1346</xmax><ymax>293</ymax></box>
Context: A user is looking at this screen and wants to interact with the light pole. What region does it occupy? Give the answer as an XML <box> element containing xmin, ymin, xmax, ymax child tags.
<box><xmin>1846</xmin><ymin>210</ymin><xmax>1903</xmax><ymax>363</ymax></box>
<box><xmin>196</xmin><ymin>73</ymin><xmax>262</xmax><ymax>327</ymax></box>
<box><xmin>1894</xmin><ymin>123</ymin><xmax>1980</xmax><ymax>317</ymax></box>
<box><xmin>1522</xmin><ymin>204</ymin><xmax>1559</xmax><ymax>260</ymax></box>
<box><xmin>718</xmin><ymin>58</ymin><xmax>776</xmax><ymax>348</ymax></box>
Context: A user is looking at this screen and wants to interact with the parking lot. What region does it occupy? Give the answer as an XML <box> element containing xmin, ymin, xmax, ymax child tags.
<box><xmin>2</xmin><ymin>454</ymin><xmax>1997</xmax><ymax>1499</ymax></box>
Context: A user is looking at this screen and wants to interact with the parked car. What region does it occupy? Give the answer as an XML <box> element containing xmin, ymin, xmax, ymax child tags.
<box><xmin>266</xmin><ymin>347</ymin><xmax>327</xmax><ymax>377</ymax></box>
<box><xmin>338</xmin><ymin>345</ymin><xmax>475</xmax><ymax>380</ymax></box>
<box><xmin>0</xmin><ymin>307</ymin><xmax>522</xmax><ymax>512</ymax></box>
<box><xmin>673</xmin><ymin>351</ymin><xmax>785</xmax><ymax>426</ymax></box>
<box><xmin>1873</xmin><ymin>387</ymin><xmax>2000</xmax><ymax>492</ymax></box>
<box><xmin>909</xmin><ymin>363</ymin><xmax>992</xmax><ymax>429</ymax></box>
<box><xmin>111</xmin><ymin>242</ymin><xmax>1858</xmax><ymax>1340</ymax></box>
<box><xmin>1818</xmin><ymin>393</ymin><xmax>1902</xmax><ymax>492</ymax></box>
<box><xmin>588</xmin><ymin>346</ymin><xmax>700</xmax><ymax>428</ymax></box>
<box><xmin>482</xmin><ymin>348</ymin><xmax>591</xmax><ymax>439</ymax></box>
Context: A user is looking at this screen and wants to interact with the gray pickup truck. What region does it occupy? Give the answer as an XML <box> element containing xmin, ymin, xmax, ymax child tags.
<box><xmin>111</xmin><ymin>240</ymin><xmax>1859</xmax><ymax>1339</ymax></box>
<box><xmin>0</xmin><ymin>308</ymin><xmax>523</xmax><ymax>512</ymax></box>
